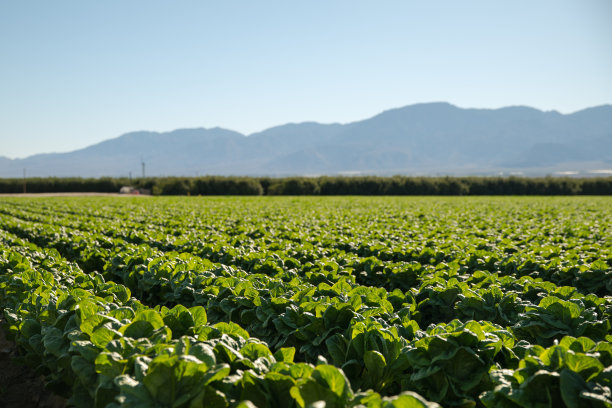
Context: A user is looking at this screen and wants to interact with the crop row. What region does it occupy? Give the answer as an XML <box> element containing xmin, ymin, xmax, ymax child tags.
<box><xmin>3</xmin><ymin>227</ymin><xmax>612</xmax><ymax>407</ymax></box>
<box><xmin>0</xmin><ymin>200</ymin><xmax>610</xmax><ymax>298</ymax></box>
<box><xmin>1</xmin><ymin>196</ymin><xmax>611</xmax><ymax>407</ymax></box>
<box><xmin>1</xmin><ymin>232</ymin><xmax>452</xmax><ymax>407</ymax></box>
<box><xmin>1</xmin><ymin>212</ymin><xmax>611</xmax><ymax>343</ymax></box>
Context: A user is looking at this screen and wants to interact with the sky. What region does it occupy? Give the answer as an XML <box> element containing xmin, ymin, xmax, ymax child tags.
<box><xmin>1</xmin><ymin>1</ymin><xmax>611</xmax><ymax>159</ymax></box>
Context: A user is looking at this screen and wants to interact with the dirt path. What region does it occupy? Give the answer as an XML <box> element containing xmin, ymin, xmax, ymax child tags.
<box><xmin>0</xmin><ymin>318</ymin><xmax>66</xmax><ymax>408</ymax></box>
<box><xmin>0</xmin><ymin>193</ymin><xmax>139</xmax><ymax>197</ymax></box>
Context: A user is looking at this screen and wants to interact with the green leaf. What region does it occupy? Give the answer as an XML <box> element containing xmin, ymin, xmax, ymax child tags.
<box><xmin>188</xmin><ymin>343</ymin><xmax>216</xmax><ymax>367</ymax></box>
<box><xmin>114</xmin><ymin>374</ymin><xmax>156</xmax><ymax>407</ymax></box>
<box><xmin>42</xmin><ymin>327</ymin><xmax>67</xmax><ymax>357</ymax></box>
<box><xmin>161</xmin><ymin>305</ymin><xmax>195</xmax><ymax>337</ymax></box>
<box><xmin>133</xmin><ymin>356</ymin><xmax>151</xmax><ymax>381</ymax></box>
<box><xmin>289</xmin><ymin>363</ymin><xmax>314</xmax><ymax>380</ymax></box>
<box><xmin>91</xmin><ymin>324</ymin><xmax>118</xmax><ymax>348</ymax></box>
<box><xmin>364</xmin><ymin>350</ymin><xmax>386</xmax><ymax>384</ymax></box>
<box><xmin>142</xmin><ymin>355</ymin><xmax>178</xmax><ymax>405</ymax></box>
<box><xmin>325</xmin><ymin>334</ymin><xmax>348</xmax><ymax>366</ymax></box>
<box><xmin>311</xmin><ymin>365</ymin><xmax>353</xmax><ymax>404</ymax></box>
<box><xmin>69</xmin><ymin>340</ymin><xmax>99</xmax><ymax>362</ymax></box>
<box><xmin>108</xmin><ymin>307</ymin><xmax>136</xmax><ymax>323</ymax></box>
<box><xmin>120</xmin><ymin>320</ymin><xmax>157</xmax><ymax>339</ymax></box>
<box><xmin>240</xmin><ymin>342</ymin><xmax>273</xmax><ymax>361</ymax></box>
<box><xmin>201</xmin><ymin>364</ymin><xmax>231</xmax><ymax>385</ymax></box>
<box><xmin>132</xmin><ymin>310</ymin><xmax>165</xmax><ymax>330</ymax></box>
<box><xmin>412</xmin><ymin>371</ymin><xmax>448</xmax><ymax>403</ymax></box>
<box><xmin>20</xmin><ymin>318</ymin><xmax>41</xmax><ymax>338</ymax></box>
<box><xmin>291</xmin><ymin>381</ymin><xmax>338</xmax><ymax>408</ymax></box>
<box><xmin>189</xmin><ymin>306</ymin><xmax>208</xmax><ymax>327</ymax></box>
<box><xmin>238</xmin><ymin>371</ymin><xmax>269</xmax><ymax>408</ymax></box>
<box><xmin>76</xmin><ymin>299</ymin><xmax>104</xmax><ymax>322</ymax></box>
<box><xmin>72</xmin><ymin>355</ymin><xmax>97</xmax><ymax>388</ymax></box>
<box><xmin>95</xmin><ymin>352</ymin><xmax>126</xmax><ymax>377</ymax></box>
<box><xmin>519</xmin><ymin>370</ymin><xmax>560</xmax><ymax>406</ymax></box>
<box><xmin>264</xmin><ymin>372</ymin><xmax>297</xmax><ymax>407</ymax></box>
<box><xmin>94</xmin><ymin>380</ymin><xmax>118</xmax><ymax>408</ymax></box>
<box><xmin>213</xmin><ymin>322</ymin><xmax>249</xmax><ymax>340</ymax></box>
<box><xmin>188</xmin><ymin>386</ymin><xmax>229</xmax><ymax>408</ymax></box>
<box><xmin>109</xmin><ymin>285</ymin><xmax>131</xmax><ymax>303</ymax></box>
<box><xmin>560</xmin><ymin>369</ymin><xmax>587</xmax><ymax>408</ymax></box>
<box><xmin>410</xmin><ymin>365</ymin><xmax>442</xmax><ymax>382</ymax></box>
<box><xmin>564</xmin><ymin>352</ymin><xmax>603</xmax><ymax>381</ymax></box>
<box><xmin>539</xmin><ymin>296</ymin><xmax>581</xmax><ymax>321</ymax></box>
<box><xmin>80</xmin><ymin>314</ymin><xmax>107</xmax><ymax>337</ymax></box>
<box><xmin>383</xmin><ymin>391</ymin><xmax>442</xmax><ymax>408</ymax></box>
<box><xmin>444</xmin><ymin>347</ymin><xmax>486</xmax><ymax>392</ymax></box>
<box><xmin>274</xmin><ymin>347</ymin><xmax>296</xmax><ymax>363</ymax></box>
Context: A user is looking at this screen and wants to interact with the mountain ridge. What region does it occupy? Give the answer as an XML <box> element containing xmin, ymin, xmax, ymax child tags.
<box><xmin>2</xmin><ymin>103</ymin><xmax>611</xmax><ymax>177</ymax></box>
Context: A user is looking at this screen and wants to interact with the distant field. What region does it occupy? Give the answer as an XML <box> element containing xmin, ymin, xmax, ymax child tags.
<box><xmin>1</xmin><ymin>196</ymin><xmax>611</xmax><ymax>407</ymax></box>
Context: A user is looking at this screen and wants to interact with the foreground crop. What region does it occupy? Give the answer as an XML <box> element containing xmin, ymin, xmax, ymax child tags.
<box><xmin>0</xmin><ymin>196</ymin><xmax>611</xmax><ymax>407</ymax></box>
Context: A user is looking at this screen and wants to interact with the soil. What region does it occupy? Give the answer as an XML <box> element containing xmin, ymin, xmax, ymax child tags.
<box><xmin>0</xmin><ymin>318</ymin><xmax>66</xmax><ymax>408</ymax></box>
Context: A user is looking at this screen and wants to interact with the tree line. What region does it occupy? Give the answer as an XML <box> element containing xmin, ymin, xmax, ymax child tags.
<box><xmin>1</xmin><ymin>175</ymin><xmax>611</xmax><ymax>195</ymax></box>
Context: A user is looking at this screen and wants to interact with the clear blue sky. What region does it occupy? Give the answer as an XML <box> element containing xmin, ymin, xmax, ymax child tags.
<box><xmin>1</xmin><ymin>1</ymin><xmax>611</xmax><ymax>158</ymax></box>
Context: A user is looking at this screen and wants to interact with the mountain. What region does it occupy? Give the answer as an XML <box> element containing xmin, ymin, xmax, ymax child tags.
<box><xmin>1</xmin><ymin>103</ymin><xmax>611</xmax><ymax>177</ymax></box>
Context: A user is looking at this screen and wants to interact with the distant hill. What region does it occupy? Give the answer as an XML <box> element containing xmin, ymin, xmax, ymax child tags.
<box><xmin>1</xmin><ymin>102</ymin><xmax>611</xmax><ymax>177</ymax></box>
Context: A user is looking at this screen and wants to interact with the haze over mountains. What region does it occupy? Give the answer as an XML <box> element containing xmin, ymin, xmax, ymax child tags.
<box><xmin>1</xmin><ymin>102</ymin><xmax>611</xmax><ymax>178</ymax></box>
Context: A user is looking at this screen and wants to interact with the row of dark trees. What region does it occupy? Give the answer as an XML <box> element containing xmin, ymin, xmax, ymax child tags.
<box><xmin>261</xmin><ymin>176</ymin><xmax>612</xmax><ymax>195</ymax></box>
<box><xmin>0</xmin><ymin>177</ymin><xmax>130</xmax><ymax>194</ymax></box>
<box><xmin>0</xmin><ymin>176</ymin><xmax>611</xmax><ymax>195</ymax></box>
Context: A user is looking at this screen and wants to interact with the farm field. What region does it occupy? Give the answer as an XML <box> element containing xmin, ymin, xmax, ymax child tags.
<box><xmin>0</xmin><ymin>196</ymin><xmax>611</xmax><ymax>408</ymax></box>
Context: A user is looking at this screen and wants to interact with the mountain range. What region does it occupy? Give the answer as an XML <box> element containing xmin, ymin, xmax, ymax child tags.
<box><xmin>1</xmin><ymin>102</ymin><xmax>611</xmax><ymax>178</ymax></box>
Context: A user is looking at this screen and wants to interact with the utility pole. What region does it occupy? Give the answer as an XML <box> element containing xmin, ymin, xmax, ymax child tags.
<box><xmin>23</xmin><ymin>168</ymin><xmax>26</xmax><ymax>194</ymax></box>
<box><xmin>141</xmin><ymin>161</ymin><xmax>145</xmax><ymax>178</ymax></box>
